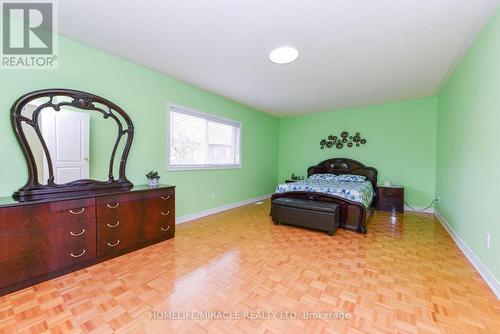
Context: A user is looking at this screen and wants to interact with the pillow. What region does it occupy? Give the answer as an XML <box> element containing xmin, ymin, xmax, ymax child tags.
<box><xmin>335</xmin><ymin>174</ymin><xmax>366</xmax><ymax>182</ymax></box>
<box><xmin>309</xmin><ymin>173</ymin><xmax>337</xmax><ymax>181</ymax></box>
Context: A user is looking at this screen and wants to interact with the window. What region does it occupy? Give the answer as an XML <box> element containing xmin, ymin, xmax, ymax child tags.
<box><xmin>167</xmin><ymin>104</ymin><xmax>241</xmax><ymax>170</ymax></box>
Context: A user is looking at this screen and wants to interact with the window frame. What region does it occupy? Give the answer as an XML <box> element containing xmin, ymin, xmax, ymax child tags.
<box><xmin>166</xmin><ymin>103</ymin><xmax>243</xmax><ymax>171</ymax></box>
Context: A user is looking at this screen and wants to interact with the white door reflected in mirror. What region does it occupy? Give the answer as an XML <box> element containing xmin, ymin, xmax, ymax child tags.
<box><xmin>41</xmin><ymin>110</ymin><xmax>90</xmax><ymax>184</ymax></box>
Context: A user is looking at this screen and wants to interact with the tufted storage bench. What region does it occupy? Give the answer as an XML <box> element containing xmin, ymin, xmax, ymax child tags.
<box><xmin>270</xmin><ymin>197</ymin><xmax>340</xmax><ymax>236</ymax></box>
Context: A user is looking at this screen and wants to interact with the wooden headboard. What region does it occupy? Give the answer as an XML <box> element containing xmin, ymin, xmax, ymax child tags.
<box><xmin>307</xmin><ymin>158</ymin><xmax>378</xmax><ymax>189</ymax></box>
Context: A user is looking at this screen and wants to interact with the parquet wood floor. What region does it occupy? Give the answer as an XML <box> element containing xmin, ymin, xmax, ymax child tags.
<box><xmin>1</xmin><ymin>200</ymin><xmax>499</xmax><ymax>333</ymax></box>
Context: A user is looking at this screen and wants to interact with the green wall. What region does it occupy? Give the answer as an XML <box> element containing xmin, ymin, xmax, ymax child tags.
<box><xmin>278</xmin><ymin>98</ymin><xmax>438</xmax><ymax>207</ymax></box>
<box><xmin>436</xmin><ymin>9</ymin><xmax>500</xmax><ymax>280</ymax></box>
<box><xmin>0</xmin><ymin>36</ymin><xmax>279</xmax><ymax>217</ymax></box>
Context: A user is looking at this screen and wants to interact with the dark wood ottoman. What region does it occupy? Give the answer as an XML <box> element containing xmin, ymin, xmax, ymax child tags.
<box><xmin>270</xmin><ymin>198</ymin><xmax>340</xmax><ymax>236</ymax></box>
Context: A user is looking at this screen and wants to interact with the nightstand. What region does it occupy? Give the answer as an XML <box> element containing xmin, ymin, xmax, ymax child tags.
<box><xmin>377</xmin><ymin>185</ymin><xmax>404</xmax><ymax>213</ymax></box>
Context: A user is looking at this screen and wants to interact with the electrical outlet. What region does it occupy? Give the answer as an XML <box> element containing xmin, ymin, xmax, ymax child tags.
<box><xmin>210</xmin><ymin>192</ymin><xmax>216</xmax><ymax>199</ymax></box>
<box><xmin>436</xmin><ymin>196</ymin><xmax>440</xmax><ymax>202</ymax></box>
<box><xmin>485</xmin><ymin>233</ymin><xmax>491</xmax><ymax>248</ymax></box>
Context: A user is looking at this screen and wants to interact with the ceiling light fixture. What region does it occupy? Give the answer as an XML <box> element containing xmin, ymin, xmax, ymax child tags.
<box><xmin>269</xmin><ymin>46</ymin><xmax>299</xmax><ymax>64</ymax></box>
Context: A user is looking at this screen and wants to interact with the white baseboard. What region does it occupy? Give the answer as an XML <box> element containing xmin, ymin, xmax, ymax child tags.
<box><xmin>404</xmin><ymin>204</ymin><xmax>434</xmax><ymax>213</ymax></box>
<box><xmin>434</xmin><ymin>210</ymin><xmax>500</xmax><ymax>299</ymax></box>
<box><xmin>176</xmin><ymin>194</ymin><xmax>272</xmax><ymax>224</ymax></box>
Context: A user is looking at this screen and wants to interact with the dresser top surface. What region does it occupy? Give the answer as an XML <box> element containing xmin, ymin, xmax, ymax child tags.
<box><xmin>0</xmin><ymin>184</ymin><xmax>175</xmax><ymax>208</ymax></box>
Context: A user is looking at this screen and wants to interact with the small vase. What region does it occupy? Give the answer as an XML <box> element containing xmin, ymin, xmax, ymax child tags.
<box><xmin>148</xmin><ymin>178</ymin><xmax>160</xmax><ymax>188</ymax></box>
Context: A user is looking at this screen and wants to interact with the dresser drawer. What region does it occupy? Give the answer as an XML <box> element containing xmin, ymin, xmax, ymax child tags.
<box><xmin>51</xmin><ymin>218</ymin><xmax>97</xmax><ymax>269</ymax></box>
<box><xmin>142</xmin><ymin>191</ymin><xmax>175</xmax><ymax>240</ymax></box>
<box><xmin>96</xmin><ymin>193</ymin><xmax>137</xmax><ymax>255</ymax></box>
<box><xmin>96</xmin><ymin>190</ymin><xmax>172</xmax><ymax>221</ymax></box>
<box><xmin>50</xmin><ymin>199</ymin><xmax>97</xmax><ymax>267</ymax></box>
<box><xmin>143</xmin><ymin>198</ymin><xmax>175</xmax><ymax>241</ymax></box>
<box><xmin>96</xmin><ymin>188</ymin><xmax>174</xmax><ymax>206</ymax></box>
<box><xmin>379</xmin><ymin>187</ymin><xmax>403</xmax><ymax>198</ymax></box>
<box><xmin>48</xmin><ymin>198</ymin><xmax>95</xmax><ymax>223</ymax></box>
<box><xmin>96</xmin><ymin>191</ymin><xmax>175</xmax><ymax>256</ymax></box>
<box><xmin>97</xmin><ymin>229</ymin><xmax>128</xmax><ymax>256</ymax></box>
<box><xmin>0</xmin><ymin>201</ymin><xmax>96</xmax><ymax>289</ymax></box>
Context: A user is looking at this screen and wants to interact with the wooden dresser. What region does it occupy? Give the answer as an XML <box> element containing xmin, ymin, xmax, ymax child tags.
<box><xmin>0</xmin><ymin>185</ymin><xmax>175</xmax><ymax>296</ymax></box>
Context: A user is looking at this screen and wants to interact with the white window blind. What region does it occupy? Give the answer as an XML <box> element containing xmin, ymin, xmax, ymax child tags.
<box><xmin>167</xmin><ymin>105</ymin><xmax>241</xmax><ymax>170</ymax></box>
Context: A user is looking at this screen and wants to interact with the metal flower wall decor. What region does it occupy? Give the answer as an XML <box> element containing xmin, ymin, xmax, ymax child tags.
<box><xmin>320</xmin><ymin>131</ymin><xmax>367</xmax><ymax>150</ymax></box>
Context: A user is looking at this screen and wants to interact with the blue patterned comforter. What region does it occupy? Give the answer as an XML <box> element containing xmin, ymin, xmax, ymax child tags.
<box><xmin>275</xmin><ymin>179</ymin><xmax>374</xmax><ymax>208</ymax></box>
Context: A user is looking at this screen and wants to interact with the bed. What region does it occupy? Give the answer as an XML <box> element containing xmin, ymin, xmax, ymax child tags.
<box><xmin>271</xmin><ymin>158</ymin><xmax>377</xmax><ymax>233</ymax></box>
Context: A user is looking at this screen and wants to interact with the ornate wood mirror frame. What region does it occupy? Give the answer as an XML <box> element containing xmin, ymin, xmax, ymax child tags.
<box><xmin>11</xmin><ymin>89</ymin><xmax>134</xmax><ymax>200</ymax></box>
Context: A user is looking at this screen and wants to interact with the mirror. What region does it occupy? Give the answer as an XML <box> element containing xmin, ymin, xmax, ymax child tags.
<box><xmin>12</xmin><ymin>89</ymin><xmax>134</xmax><ymax>200</ymax></box>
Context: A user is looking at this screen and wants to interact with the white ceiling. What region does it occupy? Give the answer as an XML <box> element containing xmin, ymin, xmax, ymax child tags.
<box><xmin>58</xmin><ymin>0</ymin><xmax>499</xmax><ymax>116</ymax></box>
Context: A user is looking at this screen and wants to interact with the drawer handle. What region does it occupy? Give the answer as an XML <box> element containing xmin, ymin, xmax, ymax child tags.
<box><xmin>106</xmin><ymin>203</ymin><xmax>120</xmax><ymax>209</ymax></box>
<box><xmin>161</xmin><ymin>226</ymin><xmax>170</xmax><ymax>232</ymax></box>
<box><xmin>161</xmin><ymin>210</ymin><xmax>170</xmax><ymax>216</ymax></box>
<box><xmin>70</xmin><ymin>249</ymin><xmax>86</xmax><ymax>258</ymax></box>
<box><xmin>161</xmin><ymin>195</ymin><xmax>170</xmax><ymax>200</ymax></box>
<box><xmin>69</xmin><ymin>228</ymin><xmax>86</xmax><ymax>237</ymax></box>
<box><xmin>107</xmin><ymin>221</ymin><xmax>120</xmax><ymax>228</ymax></box>
<box><xmin>69</xmin><ymin>208</ymin><xmax>85</xmax><ymax>215</ymax></box>
<box><xmin>107</xmin><ymin>240</ymin><xmax>120</xmax><ymax>247</ymax></box>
